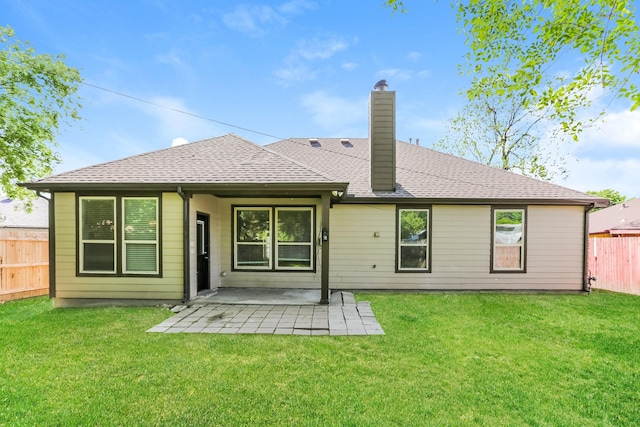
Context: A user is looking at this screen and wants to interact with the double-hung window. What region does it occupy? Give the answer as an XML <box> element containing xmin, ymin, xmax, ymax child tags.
<box><xmin>234</xmin><ymin>206</ymin><xmax>314</xmax><ymax>271</ymax></box>
<box><xmin>80</xmin><ymin>197</ymin><xmax>116</xmax><ymax>273</ymax></box>
<box><xmin>492</xmin><ymin>208</ymin><xmax>526</xmax><ymax>272</ymax></box>
<box><xmin>79</xmin><ymin>196</ymin><xmax>160</xmax><ymax>275</ymax></box>
<box><xmin>397</xmin><ymin>207</ymin><xmax>431</xmax><ymax>271</ymax></box>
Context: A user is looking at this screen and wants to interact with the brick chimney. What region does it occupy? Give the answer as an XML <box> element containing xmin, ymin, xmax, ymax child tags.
<box><xmin>369</xmin><ymin>80</ymin><xmax>396</xmax><ymax>191</ymax></box>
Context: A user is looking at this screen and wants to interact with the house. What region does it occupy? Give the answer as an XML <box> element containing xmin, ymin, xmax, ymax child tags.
<box><xmin>0</xmin><ymin>196</ymin><xmax>49</xmax><ymax>301</ymax></box>
<box><xmin>21</xmin><ymin>85</ymin><xmax>608</xmax><ymax>306</ymax></box>
<box><xmin>589</xmin><ymin>198</ymin><xmax>640</xmax><ymax>237</ymax></box>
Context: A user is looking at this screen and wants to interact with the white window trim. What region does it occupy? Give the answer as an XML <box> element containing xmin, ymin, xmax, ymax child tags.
<box><xmin>397</xmin><ymin>208</ymin><xmax>430</xmax><ymax>271</ymax></box>
<box><xmin>275</xmin><ymin>207</ymin><xmax>314</xmax><ymax>271</ymax></box>
<box><xmin>493</xmin><ymin>208</ymin><xmax>526</xmax><ymax>272</ymax></box>
<box><xmin>122</xmin><ymin>197</ymin><xmax>159</xmax><ymax>275</ymax></box>
<box><xmin>234</xmin><ymin>207</ymin><xmax>272</xmax><ymax>270</ymax></box>
<box><xmin>79</xmin><ymin>196</ymin><xmax>117</xmax><ymax>274</ymax></box>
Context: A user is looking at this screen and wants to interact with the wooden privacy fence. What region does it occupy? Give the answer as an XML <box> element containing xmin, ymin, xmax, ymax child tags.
<box><xmin>0</xmin><ymin>229</ymin><xmax>49</xmax><ymax>302</ymax></box>
<box><xmin>588</xmin><ymin>237</ymin><xmax>640</xmax><ymax>296</ymax></box>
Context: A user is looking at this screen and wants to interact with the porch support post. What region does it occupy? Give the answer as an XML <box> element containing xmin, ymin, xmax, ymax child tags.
<box><xmin>320</xmin><ymin>192</ymin><xmax>330</xmax><ymax>304</ymax></box>
<box><xmin>177</xmin><ymin>187</ymin><xmax>190</xmax><ymax>302</ymax></box>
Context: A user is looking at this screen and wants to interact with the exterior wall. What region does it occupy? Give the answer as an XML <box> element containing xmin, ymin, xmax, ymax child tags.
<box><xmin>369</xmin><ymin>90</ymin><xmax>396</xmax><ymax>191</ymax></box>
<box><xmin>216</xmin><ymin>197</ymin><xmax>323</xmax><ymax>289</ymax></box>
<box><xmin>329</xmin><ymin>204</ymin><xmax>585</xmax><ymax>290</ymax></box>
<box><xmin>189</xmin><ymin>194</ymin><xmax>221</xmax><ymax>296</ymax></box>
<box><xmin>53</xmin><ymin>192</ymin><xmax>183</xmax><ymax>302</ymax></box>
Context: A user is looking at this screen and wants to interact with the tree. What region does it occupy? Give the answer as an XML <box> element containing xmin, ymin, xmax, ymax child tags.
<box><xmin>434</xmin><ymin>88</ymin><xmax>569</xmax><ymax>181</ymax></box>
<box><xmin>587</xmin><ymin>188</ymin><xmax>627</xmax><ymax>205</ymax></box>
<box><xmin>385</xmin><ymin>1</ymin><xmax>640</xmax><ymax>177</ymax></box>
<box><xmin>0</xmin><ymin>25</ymin><xmax>82</xmax><ymax>201</ymax></box>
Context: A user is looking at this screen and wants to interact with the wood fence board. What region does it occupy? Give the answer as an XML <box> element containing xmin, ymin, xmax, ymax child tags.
<box><xmin>588</xmin><ymin>237</ymin><xmax>640</xmax><ymax>295</ymax></box>
<box><xmin>0</xmin><ymin>229</ymin><xmax>49</xmax><ymax>301</ymax></box>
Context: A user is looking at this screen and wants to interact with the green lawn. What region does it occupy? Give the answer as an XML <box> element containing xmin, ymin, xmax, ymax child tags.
<box><xmin>1</xmin><ymin>291</ymin><xmax>639</xmax><ymax>426</ymax></box>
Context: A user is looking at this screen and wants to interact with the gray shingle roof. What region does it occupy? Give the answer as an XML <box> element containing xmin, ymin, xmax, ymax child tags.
<box><xmin>29</xmin><ymin>134</ymin><xmax>335</xmax><ymax>186</ymax></box>
<box><xmin>24</xmin><ymin>133</ymin><xmax>606</xmax><ymax>205</ymax></box>
<box><xmin>589</xmin><ymin>198</ymin><xmax>640</xmax><ymax>234</ymax></box>
<box><xmin>267</xmin><ymin>138</ymin><xmax>605</xmax><ymax>203</ymax></box>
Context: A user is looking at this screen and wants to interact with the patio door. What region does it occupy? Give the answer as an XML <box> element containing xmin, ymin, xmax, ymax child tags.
<box><xmin>196</xmin><ymin>213</ymin><xmax>210</xmax><ymax>292</ymax></box>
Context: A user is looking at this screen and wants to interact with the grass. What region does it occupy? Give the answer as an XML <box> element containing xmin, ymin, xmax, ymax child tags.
<box><xmin>1</xmin><ymin>291</ymin><xmax>639</xmax><ymax>426</ymax></box>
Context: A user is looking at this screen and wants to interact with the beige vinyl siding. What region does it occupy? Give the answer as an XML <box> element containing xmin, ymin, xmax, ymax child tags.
<box><xmin>54</xmin><ymin>192</ymin><xmax>183</xmax><ymax>301</ymax></box>
<box><xmin>189</xmin><ymin>194</ymin><xmax>221</xmax><ymax>296</ymax></box>
<box><xmin>330</xmin><ymin>204</ymin><xmax>585</xmax><ymax>290</ymax></box>
<box><xmin>217</xmin><ymin>197</ymin><xmax>322</xmax><ymax>289</ymax></box>
<box><xmin>369</xmin><ymin>91</ymin><xmax>396</xmax><ymax>191</ymax></box>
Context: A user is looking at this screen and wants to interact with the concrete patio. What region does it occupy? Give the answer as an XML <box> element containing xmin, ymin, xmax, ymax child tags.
<box><xmin>147</xmin><ymin>290</ymin><xmax>384</xmax><ymax>336</ymax></box>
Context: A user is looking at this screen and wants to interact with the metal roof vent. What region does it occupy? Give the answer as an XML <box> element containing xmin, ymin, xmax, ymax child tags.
<box><xmin>374</xmin><ymin>79</ymin><xmax>388</xmax><ymax>91</ymax></box>
<box><xmin>309</xmin><ymin>138</ymin><xmax>320</xmax><ymax>147</ymax></box>
<box><xmin>340</xmin><ymin>138</ymin><xmax>353</xmax><ymax>147</ymax></box>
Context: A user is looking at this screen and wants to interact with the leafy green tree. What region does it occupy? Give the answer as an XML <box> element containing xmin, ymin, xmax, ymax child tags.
<box><xmin>587</xmin><ymin>189</ymin><xmax>627</xmax><ymax>206</ymax></box>
<box><xmin>386</xmin><ymin>0</ymin><xmax>640</xmax><ymax>177</ymax></box>
<box><xmin>0</xmin><ymin>25</ymin><xmax>82</xmax><ymax>200</ymax></box>
<box><xmin>435</xmin><ymin>90</ymin><xmax>569</xmax><ymax>181</ymax></box>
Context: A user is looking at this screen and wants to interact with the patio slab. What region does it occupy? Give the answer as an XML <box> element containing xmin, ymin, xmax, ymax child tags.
<box><xmin>148</xmin><ymin>291</ymin><xmax>384</xmax><ymax>336</ymax></box>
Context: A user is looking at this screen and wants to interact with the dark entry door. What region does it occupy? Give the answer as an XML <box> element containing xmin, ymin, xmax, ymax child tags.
<box><xmin>196</xmin><ymin>213</ymin><xmax>210</xmax><ymax>292</ymax></box>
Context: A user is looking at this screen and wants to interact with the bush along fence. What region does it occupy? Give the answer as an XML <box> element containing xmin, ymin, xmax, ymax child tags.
<box><xmin>0</xmin><ymin>228</ymin><xmax>49</xmax><ymax>302</ymax></box>
<box><xmin>588</xmin><ymin>236</ymin><xmax>640</xmax><ymax>296</ymax></box>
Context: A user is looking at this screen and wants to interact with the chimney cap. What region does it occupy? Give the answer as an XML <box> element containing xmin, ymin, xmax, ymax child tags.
<box><xmin>374</xmin><ymin>79</ymin><xmax>388</xmax><ymax>91</ymax></box>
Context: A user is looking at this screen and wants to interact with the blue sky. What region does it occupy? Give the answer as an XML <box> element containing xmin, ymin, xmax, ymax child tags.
<box><xmin>4</xmin><ymin>0</ymin><xmax>640</xmax><ymax>198</ymax></box>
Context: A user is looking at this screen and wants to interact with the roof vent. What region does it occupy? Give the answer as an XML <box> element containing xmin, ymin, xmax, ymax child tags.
<box><xmin>340</xmin><ymin>138</ymin><xmax>353</xmax><ymax>147</ymax></box>
<box><xmin>374</xmin><ymin>79</ymin><xmax>388</xmax><ymax>91</ymax></box>
<box><xmin>309</xmin><ymin>138</ymin><xmax>320</xmax><ymax>147</ymax></box>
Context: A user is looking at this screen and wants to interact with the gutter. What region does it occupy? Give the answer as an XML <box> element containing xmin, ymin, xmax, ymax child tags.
<box><xmin>36</xmin><ymin>191</ymin><xmax>55</xmax><ymax>298</ymax></box>
<box><xmin>177</xmin><ymin>187</ymin><xmax>190</xmax><ymax>303</ymax></box>
<box><xmin>583</xmin><ymin>204</ymin><xmax>595</xmax><ymax>292</ymax></box>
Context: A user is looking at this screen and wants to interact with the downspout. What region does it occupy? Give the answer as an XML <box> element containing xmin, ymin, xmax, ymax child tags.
<box><xmin>583</xmin><ymin>204</ymin><xmax>595</xmax><ymax>292</ymax></box>
<box><xmin>36</xmin><ymin>191</ymin><xmax>55</xmax><ymax>298</ymax></box>
<box><xmin>177</xmin><ymin>187</ymin><xmax>190</xmax><ymax>303</ymax></box>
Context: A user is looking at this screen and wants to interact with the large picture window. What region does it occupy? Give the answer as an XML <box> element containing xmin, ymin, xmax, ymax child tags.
<box><xmin>492</xmin><ymin>208</ymin><xmax>526</xmax><ymax>272</ymax></box>
<box><xmin>397</xmin><ymin>208</ymin><xmax>430</xmax><ymax>271</ymax></box>
<box><xmin>234</xmin><ymin>206</ymin><xmax>314</xmax><ymax>271</ymax></box>
<box><xmin>79</xmin><ymin>196</ymin><xmax>160</xmax><ymax>275</ymax></box>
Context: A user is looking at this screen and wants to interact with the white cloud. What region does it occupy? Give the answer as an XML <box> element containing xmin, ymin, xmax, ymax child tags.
<box><xmin>407</xmin><ymin>51</ymin><xmax>422</xmax><ymax>61</ymax></box>
<box><xmin>580</xmin><ymin>109</ymin><xmax>640</xmax><ymax>149</ymax></box>
<box><xmin>297</xmin><ymin>37</ymin><xmax>349</xmax><ymax>60</ymax></box>
<box><xmin>274</xmin><ymin>64</ymin><xmax>316</xmax><ymax>84</ymax></box>
<box><xmin>141</xmin><ymin>96</ymin><xmax>223</xmax><ymax>143</ymax></box>
<box><xmin>275</xmin><ymin>36</ymin><xmax>353</xmax><ymax>84</ymax></box>
<box><xmin>222</xmin><ymin>5</ymin><xmax>286</xmax><ymax>37</ymax></box>
<box><xmin>560</xmin><ymin>157</ymin><xmax>640</xmax><ymax>198</ymax></box>
<box><xmin>342</xmin><ymin>62</ymin><xmax>358</xmax><ymax>71</ymax></box>
<box><xmin>301</xmin><ymin>91</ymin><xmax>367</xmax><ymax>132</ymax></box>
<box><xmin>278</xmin><ymin>0</ymin><xmax>316</xmax><ymax>14</ymax></box>
<box><xmin>377</xmin><ymin>68</ymin><xmax>413</xmax><ymax>81</ymax></box>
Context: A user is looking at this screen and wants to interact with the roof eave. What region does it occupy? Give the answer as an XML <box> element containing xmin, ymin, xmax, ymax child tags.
<box><xmin>337</xmin><ymin>196</ymin><xmax>607</xmax><ymax>206</ymax></box>
<box><xmin>19</xmin><ymin>181</ymin><xmax>350</xmax><ymax>197</ymax></box>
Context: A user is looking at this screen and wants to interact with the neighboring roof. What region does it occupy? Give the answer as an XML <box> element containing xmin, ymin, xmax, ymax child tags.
<box><xmin>589</xmin><ymin>198</ymin><xmax>640</xmax><ymax>235</ymax></box>
<box><xmin>267</xmin><ymin>138</ymin><xmax>606</xmax><ymax>205</ymax></box>
<box><xmin>22</xmin><ymin>133</ymin><xmax>607</xmax><ymax>206</ymax></box>
<box><xmin>0</xmin><ymin>197</ymin><xmax>48</xmax><ymax>229</ymax></box>
<box><xmin>23</xmin><ymin>134</ymin><xmax>345</xmax><ymax>194</ymax></box>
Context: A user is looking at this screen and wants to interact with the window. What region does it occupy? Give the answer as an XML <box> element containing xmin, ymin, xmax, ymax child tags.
<box><xmin>492</xmin><ymin>208</ymin><xmax>526</xmax><ymax>272</ymax></box>
<box><xmin>397</xmin><ymin>208</ymin><xmax>430</xmax><ymax>271</ymax></box>
<box><xmin>234</xmin><ymin>206</ymin><xmax>314</xmax><ymax>271</ymax></box>
<box><xmin>123</xmin><ymin>198</ymin><xmax>158</xmax><ymax>274</ymax></box>
<box><xmin>80</xmin><ymin>197</ymin><xmax>116</xmax><ymax>273</ymax></box>
<box><xmin>79</xmin><ymin>196</ymin><xmax>160</xmax><ymax>275</ymax></box>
